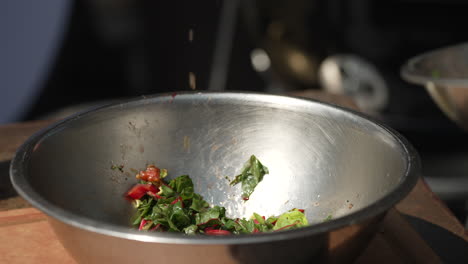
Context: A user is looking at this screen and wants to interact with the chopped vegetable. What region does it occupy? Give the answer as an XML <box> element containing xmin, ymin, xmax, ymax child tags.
<box><xmin>205</xmin><ymin>229</ymin><xmax>231</xmax><ymax>235</ymax></box>
<box><xmin>126</xmin><ymin>160</ymin><xmax>308</xmax><ymax>235</ymax></box>
<box><xmin>111</xmin><ymin>164</ymin><xmax>124</xmax><ymax>172</ymax></box>
<box><xmin>136</xmin><ymin>165</ymin><xmax>165</xmax><ymax>184</ymax></box>
<box><xmin>229</xmin><ymin>155</ymin><xmax>269</xmax><ymax>200</ymax></box>
<box><xmin>272</xmin><ymin>209</ymin><xmax>308</xmax><ymax>231</ymax></box>
<box><xmin>126</xmin><ymin>184</ymin><xmax>158</xmax><ymax>200</ymax></box>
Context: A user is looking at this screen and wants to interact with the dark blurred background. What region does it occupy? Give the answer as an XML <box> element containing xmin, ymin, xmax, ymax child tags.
<box><xmin>2</xmin><ymin>0</ymin><xmax>468</xmax><ymax>225</ymax></box>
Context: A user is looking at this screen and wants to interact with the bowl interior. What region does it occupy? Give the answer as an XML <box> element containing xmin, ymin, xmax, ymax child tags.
<box><xmin>402</xmin><ymin>42</ymin><xmax>468</xmax><ymax>85</ymax></box>
<box><xmin>22</xmin><ymin>93</ymin><xmax>408</xmax><ymax>228</ymax></box>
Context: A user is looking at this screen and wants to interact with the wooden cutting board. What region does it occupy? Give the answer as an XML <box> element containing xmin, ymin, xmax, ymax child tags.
<box><xmin>0</xmin><ymin>206</ymin><xmax>443</xmax><ymax>264</ymax></box>
<box><xmin>0</xmin><ymin>208</ymin><xmax>74</xmax><ymax>264</ymax></box>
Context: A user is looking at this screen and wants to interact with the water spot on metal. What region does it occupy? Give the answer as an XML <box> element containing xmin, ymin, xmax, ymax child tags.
<box><xmin>211</xmin><ymin>144</ymin><xmax>222</xmax><ymax>152</ymax></box>
<box><xmin>183</xmin><ymin>136</ymin><xmax>191</xmax><ymax>153</ymax></box>
<box><xmin>120</xmin><ymin>144</ymin><xmax>133</xmax><ymax>160</ymax></box>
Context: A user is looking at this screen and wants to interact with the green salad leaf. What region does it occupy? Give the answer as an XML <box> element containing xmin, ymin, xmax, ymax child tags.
<box><xmin>253</xmin><ymin>212</ymin><xmax>265</xmax><ymax>225</ymax></box>
<box><xmin>168</xmin><ymin>175</ymin><xmax>194</xmax><ymax>200</ymax></box>
<box><xmin>272</xmin><ymin>209</ymin><xmax>309</xmax><ymax>231</ymax></box>
<box><xmin>183</xmin><ymin>225</ymin><xmax>198</xmax><ymax>235</ymax></box>
<box><xmin>230</xmin><ymin>155</ymin><xmax>269</xmax><ymax>200</ymax></box>
<box><xmin>195</xmin><ymin>206</ymin><xmax>226</xmax><ymax>226</ymax></box>
<box><xmin>190</xmin><ymin>193</ymin><xmax>209</xmax><ymax>212</ymax></box>
<box><xmin>132</xmin><ymin>198</ymin><xmax>154</xmax><ymax>225</ymax></box>
<box><xmin>159</xmin><ymin>184</ymin><xmax>175</xmax><ymax>197</ymax></box>
<box><xmin>237</xmin><ymin>218</ymin><xmax>256</xmax><ymax>233</ymax></box>
<box><xmin>168</xmin><ymin>201</ymin><xmax>191</xmax><ymax>231</ymax></box>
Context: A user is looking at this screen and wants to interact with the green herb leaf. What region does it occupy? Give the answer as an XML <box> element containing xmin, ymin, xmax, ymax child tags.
<box><xmin>147</xmin><ymin>202</ymin><xmax>170</xmax><ymax>227</ymax></box>
<box><xmin>169</xmin><ymin>175</ymin><xmax>194</xmax><ymax>200</ymax></box>
<box><xmin>157</xmin><ymin>196</ymin><xmax>176</xmax><ymax>205</ymax></box>
<box><xmin>195</xmin><ymin>206</ymin><xmax>226</xmax><ymax>226</ymax></box>
<box><xmin>237</xmin><ymin>218</ymin><xmax>256</xmax><ymax>233</ymax></box>
<box><xmin>253</xmin><ymin>212</ymin><xmax>265</xmax><ymax>225</ymax></box>
<box><xmin>254</xmin><ymin>223</ymin><xmax>269</xmax><ymax>232</ymax></box>
<box><xmin>159</xmin><ymin>184</ymin><xmax>175</xmax><ymax>197</ymax></box>
<box><xmin>230</xmin><ymin>155</ymin><xmax>269</xmax><ymax>200</ymax></box>
<box><xmin>132</xmin><ymin>198</ymin><xmax>154</xmax><ymax>226</ymax></box>
<box><xmin>190</xmin><ymin>193</ymin><xmax>209</xmax><ymax>212</ymax></box>
<box><xmin>183</xmin><ymin>225</ymin><xmax>198</xmax><ymax>235</ymax></box>
<box><xmin>167</xmin><ymin>201</ymin><xmax>191</xmax><ymax>231</ymax></box>
<box><xmin>273</xmin><ymin>209</ymin><xmax>308</xmax><ymax>231</ymax></box>
<box><xmin>221</xmin><ymin>218</ymin><xmax>238</xmax><ymax>230</ymax></box>
<box><xmin>266</xmin><ymin>216</ymin><xmax>278</xmax><ymax>226</ymax></box>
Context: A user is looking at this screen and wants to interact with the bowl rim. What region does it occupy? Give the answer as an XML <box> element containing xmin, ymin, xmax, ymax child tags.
<box><xmin>401</xmin><ymin>42</ymin><xmax>468</xmax><ymax>87</ymax></box>
<box><xmin>10</xmin><ymin>91</ymin><xmax>420</xmax><ymax>245</ymax></box>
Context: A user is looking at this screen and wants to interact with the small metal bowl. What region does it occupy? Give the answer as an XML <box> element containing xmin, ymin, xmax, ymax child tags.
<box><xmin>10</xmin><ymin>92</ymin><xmax>419</xmax><ymax>264</ymax></box>
<box><xmin>401</xmin><ymin>42</ymin><xmax>468</xmax><ymax>130</ymax></box>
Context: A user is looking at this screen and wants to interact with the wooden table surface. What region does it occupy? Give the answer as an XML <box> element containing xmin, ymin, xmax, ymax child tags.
<box><xmin>0</xmin><ymin>91</ymin><xmax>466</xmax><ymax>264</ymax></box>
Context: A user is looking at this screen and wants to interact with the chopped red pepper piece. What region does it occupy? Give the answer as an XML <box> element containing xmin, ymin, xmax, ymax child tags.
<box><xmin>298</xmin><ymin>209</ymin><xmax>305</xmax><ymax>213</ymax></box>
<box><xmin>126</xmin><ymin>184</ymin><xmax>158</xmax><ymax>200</ymax></box>
<box><xmin>205</xmin><ymin>229</ymin><xmax>231</xmax><ymax>235</ymax></box>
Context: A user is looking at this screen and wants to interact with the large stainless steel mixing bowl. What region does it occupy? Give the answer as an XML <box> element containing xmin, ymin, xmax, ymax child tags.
<box><xmin>10</xmin><ymin>92</ymin><xmax>419</xmax><ymax>264</ymax></box>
